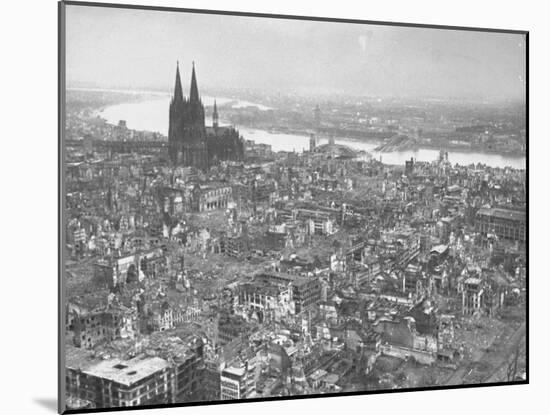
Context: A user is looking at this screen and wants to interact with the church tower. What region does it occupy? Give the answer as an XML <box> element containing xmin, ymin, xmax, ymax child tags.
<box><xmin>181</xmin><ymin>62</ymin><xmax>208</xmax><ymax>170</ymax></box>
<box><xmin>168</xmin><ymin>61</ymin><xmax>185</xmax><ymax>164</ymax></box>
<box><xmin>189</xmin><ymin>61</ymin><xmax>200</xmax><ymax>103</ymax></box>
<box><xmin>212</xmin><ymin>100</ymin><xmax>219</xmax><ymax>129</ymax></box>
<box><xmin>168</xmin><ymin>61</ymin><xmax>208</xmax><ymax>170</ymax></box>
<box><xmin>168</xmin><ymin>60</ymin><xmax>244</xmax><ymax>170</ymax></box>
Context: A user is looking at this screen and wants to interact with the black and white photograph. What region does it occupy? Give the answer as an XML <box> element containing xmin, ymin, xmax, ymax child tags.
<box><xmin>58</xmin><ymin>1</ymin><xmax>527</xmax><ymax>413</ymax></box>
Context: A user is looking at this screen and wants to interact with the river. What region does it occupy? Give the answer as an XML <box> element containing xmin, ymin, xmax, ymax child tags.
<box><xmin>99</xmin><ymin>96</ymin><xmax>526</xmax><ymax>170</ymax></box>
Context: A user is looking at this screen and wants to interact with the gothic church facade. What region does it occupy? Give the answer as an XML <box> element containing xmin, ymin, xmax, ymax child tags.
<box><xmin>168</xmin><ymin>62</ymin><xmax>244</xmax><ymax>170</ymax></box>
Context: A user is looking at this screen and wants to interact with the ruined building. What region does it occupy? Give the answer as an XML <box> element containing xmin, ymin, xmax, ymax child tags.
<box><xmin>168</xmin><ymin>62</ymin><xmax>244</xmax><ymax>170</ymax></box>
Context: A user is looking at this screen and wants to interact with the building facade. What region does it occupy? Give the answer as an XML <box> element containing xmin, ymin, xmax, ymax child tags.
<box><xmin>66</xmin><ymin>338</ymin><xmax>205</xmax><ymax>409</ymax></box>
<box><xmin>66</xmin><ymin>355</ymin><xmax>173</xmax><ymax>408</ymax></box>
<box><xmin>192</xmin><ymin>183</ymin><xmax>233</xmax><ymax>212</ymax></box>
<box><xmin>220</xmin><ymin>359</ymin><xmax>257</xmax><ymax>400</ymax></box>
<box><xmin>73</xmin><ymin>307</ymin><xmax>137</xmax><ymax>349</ymax></box>
<box><xmin>475</xmin><ymin>207</ymin><xmax>526</xmax><ymax>242</ymax></box>
<box><xmin>254</xmin><ymin>272</ymin><xmax>321</xmax><ymax>314</ymax></box>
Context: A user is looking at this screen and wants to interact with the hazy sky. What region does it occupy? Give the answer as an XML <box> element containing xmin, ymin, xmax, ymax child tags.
<box><xmin>66</xmin><ymin>4</ymin><xmax>526</xmax><ymax>100</ymax></box>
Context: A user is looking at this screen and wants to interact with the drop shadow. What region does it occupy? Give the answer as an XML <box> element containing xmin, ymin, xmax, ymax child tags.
<box><xmin>34</xmin><ymin>398</ymin><xmax>57</xmax><ymax>413</ymax></box>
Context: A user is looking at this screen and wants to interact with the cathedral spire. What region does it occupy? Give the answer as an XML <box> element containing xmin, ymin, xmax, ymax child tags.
<box><xmin>173</xmin><ymin>60</ymin><xmax>183</xmax><ymax>103</ymax></box>
<box><xmin>189</xmin><ymin>61</ymin><xmax>200</xmax><ymax>103</ymax></box>
<box><xmin>213</xmin><ymin>99</ymin><xmax>219</xmax><ymax>128</ymax></box>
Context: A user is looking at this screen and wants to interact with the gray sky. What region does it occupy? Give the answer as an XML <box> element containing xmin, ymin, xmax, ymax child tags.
<box><xmin>66</xmin><ymin>4</ymin><xmax>526</xmax><ymax>100</ymax></box>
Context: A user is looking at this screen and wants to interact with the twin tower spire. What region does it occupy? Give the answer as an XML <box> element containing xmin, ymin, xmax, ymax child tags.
<box><xmin>173</xmin><ymin>61</ymin><xmax>218</xmax><ymax>127</ymax></box>
<box><xmin>168</xmin><ymin>60</ymin><xmax>241</xmax><ymax>168</ymax></box>
<box><xmin>173</xmin><ymin>61</ymin><xmax>200</xmax><ymax>104</ymax></box>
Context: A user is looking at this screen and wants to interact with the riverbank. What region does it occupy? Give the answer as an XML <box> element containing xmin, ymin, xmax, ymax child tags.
<box><xmin>93</xmin><ymin>96</ymin><xmax>526</xmax><ymax>170</ymax></box>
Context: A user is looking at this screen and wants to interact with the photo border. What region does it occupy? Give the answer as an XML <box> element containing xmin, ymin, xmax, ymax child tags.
<box><xmin>58</xmin><ymin>1</ymin><xmax>529</xmax><ymax>413</ymax></box>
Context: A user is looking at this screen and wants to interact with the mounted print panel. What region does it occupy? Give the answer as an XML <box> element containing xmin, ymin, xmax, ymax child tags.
<box><xmin>59</xmin><ymin>1</ymin><xmax>528</xmax><ymax>413</ymax></box>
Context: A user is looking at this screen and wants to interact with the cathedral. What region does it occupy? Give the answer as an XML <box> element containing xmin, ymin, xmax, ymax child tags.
<box><xmin>168</xmin><ymin>62</ymin><xmax>245</xmax><ymax>170</ymax></box>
